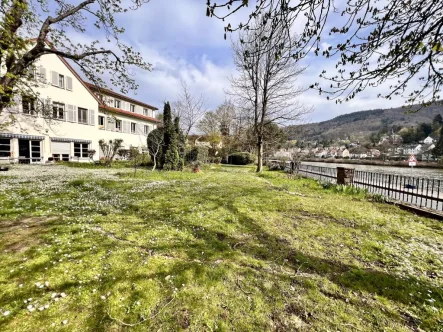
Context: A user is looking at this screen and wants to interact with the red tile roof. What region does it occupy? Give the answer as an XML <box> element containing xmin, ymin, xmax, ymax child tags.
<box><xmin>84</xmin><ymin>82</ymin><xmax>158</xmax><ymax>111</ymax></box>
<box><xmin>100</xmin><ymin>105</ymin><xmax>160</xmax><ymax>123</ymax></box>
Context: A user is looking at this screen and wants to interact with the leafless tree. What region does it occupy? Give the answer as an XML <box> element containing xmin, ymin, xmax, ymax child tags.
<box><xmin>207</xmin><ymin>0</ymin><xmax>443</xmax><ymax>107</ymax></box>
<box><xmin>147</xmin><ymin>129</ymin><xmax>164</xmax><ymax>171</ymax></box>
<box><xmin>229</xmin><ymin>16</ymin><xmax>311</xmax><ymax>172</ymax></box>
<box><xmin>172</xmin><ymin>80</ymin><xmax>206</xmax><ymax>138</ymax></box>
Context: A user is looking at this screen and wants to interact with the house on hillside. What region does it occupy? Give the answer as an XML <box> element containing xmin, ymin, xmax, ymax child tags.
<box><xmin>417</xmin><ymin>144</ymin><xmax>436</xmax><ymax>161</ymax></box>
<box><xmin>0</xmin><ymin>46</ymin><xmax>159</xmax><ymax>163</ymax></box>
<box><xmin>187</xmin><ymin>135</ymin><xmax>223</xmax><ymax>149</ymax></box>
<box><xmin>336</xmin><ymin>149</ymin><xmax>350</xmax><ymax>158</ymax></box>
<box><xmin>315</xmin><ymin>149</ymin><xmax>327</xmax><ymax>158</ymax></box>
<box><xmin>368</xmin><ymin>149</ymin><xmax>381</xmax><ymax>158</ymax></box>
<box><xmin>349</xmin><ymin>147</ymin><xmax>368</xmax><ymax>159</ymax></box>
<box><xmin>423</xmin><ymin>136</ymin><xmax>436</xmax><ymax>144</ymax></box>
<box><xmin>401</xmin><ymin>144</ymin><xmax>422</xmax><ymax>155</ymax></box>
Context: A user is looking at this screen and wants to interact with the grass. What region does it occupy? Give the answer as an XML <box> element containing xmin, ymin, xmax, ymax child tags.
<box><xmin>0</xmin><ymin>164</ymin><xmax>442</xmax><ymax>331</ymax></box>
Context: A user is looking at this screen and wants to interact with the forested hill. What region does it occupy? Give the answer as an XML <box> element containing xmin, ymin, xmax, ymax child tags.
<box><xmin>286</xmin><ymin>103</ymin><xmax>443</xmax><ymax>141</ymax></box>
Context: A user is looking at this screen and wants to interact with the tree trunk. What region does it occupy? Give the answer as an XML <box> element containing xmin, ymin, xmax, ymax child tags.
<box><xmin>152</xmin><ymin>156</ymin><xmax>157</xmax><ymax>171</ymax></box>
<box><xmin>256</xmin><ymin>136</ymin><xmax>263</xmax><ymax>172</ymax></box>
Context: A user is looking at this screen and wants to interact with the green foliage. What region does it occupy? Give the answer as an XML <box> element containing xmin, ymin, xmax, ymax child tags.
<box><xmin>228</xmin><ymin>152</ymin><xmax>257</xmax><ymax>165</ymax></box>
<box><xmin>161</xmin><ymin>102</ymin><xmax>181</xmax><ymax>171</ymax></box>
<box><xmin>432</xmin><ymin>129</ymin><xmax>443</xmax><ymax>159</ymax></box>
<box><xmin>174</xmin><ymin>116</ymin><xmax>185</xmax><ymax>170</ymax></box>
<box><xmin>99</xmin><ymin>139</ymin><xmax>124</xmax><ymax>166</ymax></box>
<box><xmin>185</xmin><ymin>146</ymin><xmax>209</xmax><ymax>164</ymax></box>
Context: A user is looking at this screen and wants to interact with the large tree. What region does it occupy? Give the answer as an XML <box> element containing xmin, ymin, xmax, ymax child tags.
<box><xmin>172</xmin><ymin>80</ymin><xmax>206</xmax><ymax>138</ymax></box>
<box><xmin>0</xmin><ymin>0</ymin><xmax>151</xmax><ymax>112</ymax></box>
<box><xmin>230</xmin><ymin>15</ymin><xmax>310</xmax><ymax>172</ymax></box>
<box><xmin>207</xmin><ymin>0</ymin><xmax>443</xmax><ymax>107</ymax></box>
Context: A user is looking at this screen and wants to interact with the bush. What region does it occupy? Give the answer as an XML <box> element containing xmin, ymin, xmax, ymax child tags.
<box><xmin>213</xmin><ymin>157</ymin><xmax>222</xmax><ymax>164</ymax></box>
<box><xmin>185</xmin><ymin>146</ymin><xmax>209</xmax><ymax>164</ymax></box>
<box><xmin>228</xmin><ymin>152</ymin><xmax>257</xmax><ymax>165</ymax></box>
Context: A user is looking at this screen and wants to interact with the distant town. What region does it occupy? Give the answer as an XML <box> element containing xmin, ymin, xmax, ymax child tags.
<box><xmin>275</xmin><ymin>114</ymin><xmax>443</xmax><ymax>162</ymax></box>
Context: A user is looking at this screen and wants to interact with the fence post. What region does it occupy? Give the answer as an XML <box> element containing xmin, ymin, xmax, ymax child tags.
<box><xmin>387</xmin><ymin>174</ymin><xmax>391</xmax><ymax>199</ymax></box>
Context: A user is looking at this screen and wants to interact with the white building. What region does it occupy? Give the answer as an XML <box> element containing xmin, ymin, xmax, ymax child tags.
<box><xmin>423</xmin><ymin>136</ymin><xmax>436</xmax><ymax>144</ymax></box>
<box><xmin>402</xmin><ymin>144</ymin><xmax>422</xmax><ymax>155</ymax></box>
<box><xmin>0</xmin><ymin>52</ymin><xmax>159</xmax><ymax>163</ymax></box>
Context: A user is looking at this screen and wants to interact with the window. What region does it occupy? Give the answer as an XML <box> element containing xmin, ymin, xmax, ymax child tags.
<box><xmin>130</xmin><ymin>104</ymin><xmax>135</xmax><ymax>112</ymax></box>
<box><xmin>52</xmin><ymin>102</ymin><xmax>65</xmax><ymax>120</ymax></box>
<box><xmin>131</xmin><ymin>122</ymin><xmax>136</xmax><ymax>134</ymax></box>
<box><xmin>114</xmin><ymin>99</ymin><xmax>121</xmax><ymax>108</ymax></box>
<box><xmin>58</xmin><ymin>74</ymin><xmax>65</xmax><ymax>89</ymax></box>
<box><xmin>98</xmin><ymin>115</ymin><xmax>105</xmax><ymax>129</ymax></box>
<box><xmin>74</xmin><ymin>143</ymin><xmax>89</xmax><ymax>158</ymax></box>
<box><xmin>31</xmin><ymin>141</ymin><xmax>41</xmax><ymax>162</ymax></box>
<box><xmin>0</xmin><ymin>139</ymin><xmax>11</xmax><ymax>157</ymax></box>
<box><xmin>115</xmin><ymin>120</ymin><xmax>122</xmax><ymax>132</ymax></box>
<box><xmin>144</xmin><ymin>125</ymin><xmax>149</xmax><ymax>135</ymax></box>
<box><xmin>22</xmin><ymin>95</ymin><xmax>36</xmax><ymax>115</ymax></box>
<box><xmin>78</xmin><ymin>108</ymin><xmax>88</xmax><ymax>124</ymax></box>
<box><xmin>143</xmin><ymin>108</ymin><xmax>149</xmax><ymax>116</ymax></box>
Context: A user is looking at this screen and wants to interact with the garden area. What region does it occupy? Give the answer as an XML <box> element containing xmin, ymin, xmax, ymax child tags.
<box><xmin>0</xmin><ymin>164</ymin><xmax>442</xmax><ymax>331</ymax></box>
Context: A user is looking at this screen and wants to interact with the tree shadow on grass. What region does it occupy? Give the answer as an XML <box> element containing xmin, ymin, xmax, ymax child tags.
<box><xmin>133</xmin><ymin>183</ymin><xmax>443</xmax><ymax>312</ymax></box>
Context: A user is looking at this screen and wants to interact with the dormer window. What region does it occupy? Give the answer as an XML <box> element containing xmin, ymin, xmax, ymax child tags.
<box><xmin>114</xmin><ymin>99</ymin><xmax>121</xmax><ymax>108</ymax></box>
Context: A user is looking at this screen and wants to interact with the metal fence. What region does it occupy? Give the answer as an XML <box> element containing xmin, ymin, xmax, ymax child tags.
<box><xmin>297</xmin><ymin>164</ymin><xmax>443</xmax><ymax>211</ymax></box>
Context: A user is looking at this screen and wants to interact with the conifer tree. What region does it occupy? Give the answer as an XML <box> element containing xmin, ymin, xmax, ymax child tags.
<box><xmin>161</xmin><ymin>102</ymin><xmax>180</xmax><ymax>170</ymax></box>
<box><xmin>174</xmin><ymin>117</ymin><xmax>186</xmax><ymax>170</ymax></box>
<box><xmin>432</xmin><ymin>129</ymin><xmax>443</xmax><ymax>160</ymax></box>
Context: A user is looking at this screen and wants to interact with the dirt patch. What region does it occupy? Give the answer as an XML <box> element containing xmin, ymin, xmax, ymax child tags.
<box><xmin>177</xmin><ymin>309</ymin><xmax>191</xmax><ymax>329</ymax></box>
<box><xmin>0</xmin><ymin>216</ymin><xmax>59</xmax><ymax>253</ymax></box>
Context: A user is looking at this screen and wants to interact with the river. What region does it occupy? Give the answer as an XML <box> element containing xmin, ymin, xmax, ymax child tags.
<box><xmin>301</xmin><ymin>161</ymin><xmax>443</xmax><ymax>180</ymax></box>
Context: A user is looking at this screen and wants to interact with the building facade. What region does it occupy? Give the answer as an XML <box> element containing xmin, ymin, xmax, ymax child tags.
<box><xmin>0</xmin><ymin>52</ymin><xmax>159</xmax><ymax>163</ymax></box>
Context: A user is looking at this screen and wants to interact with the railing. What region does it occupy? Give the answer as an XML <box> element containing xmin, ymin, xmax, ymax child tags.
<box><xmin>298</xmin><ymin>164</ymin><xmax>337</xmax><ymax>184</ymax></box>
<box><xmin>297</xmin><ymin>164</ymin><xmax>443</xmax><ymax>211</ymax></box>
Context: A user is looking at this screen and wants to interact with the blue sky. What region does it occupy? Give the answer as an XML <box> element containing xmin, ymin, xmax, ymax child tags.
<box><xmin>71</xmin><ymin>0</ymin><xmax>411</xmax><ymax>123</ymax></box>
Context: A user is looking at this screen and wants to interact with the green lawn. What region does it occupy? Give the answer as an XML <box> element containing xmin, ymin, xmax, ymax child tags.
<box><xmin>0</xmin><ymin>164</ymin><xmax>442</xmax><ymax>331</ymax></box>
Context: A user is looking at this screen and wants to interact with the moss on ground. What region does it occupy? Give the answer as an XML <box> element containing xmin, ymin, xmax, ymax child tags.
<box><xmin>0</xmin><ymin>164</ymin><xmax>442</xmax><ymax>331</ymax></box>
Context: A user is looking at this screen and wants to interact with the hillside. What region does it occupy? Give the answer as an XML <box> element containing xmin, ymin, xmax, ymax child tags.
<box><xmin>287</xmin><ymin>103</ymin><xmax>443</xmax><ymax>141</ymax></box>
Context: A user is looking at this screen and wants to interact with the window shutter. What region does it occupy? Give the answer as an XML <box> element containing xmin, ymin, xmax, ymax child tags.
<box><xmin>67</xmin><ymin>105</ymin><xmax>73</xmax><ymax>122</ymax></box>
<box><xmin>39</xmin><ymin>66</ymin><xmax>46</xmax><ymax>83</ymax></box>
<box><xmin>89</xmin><ymin>109</ymin><xmax>95</xmax><ymax>126</ymax></box>
<box><xmin>121</xmin><ymin>121</ymin><xmax>127</xmax><ymax>133</ymax></box>
<box><xmin>137</xmin><ymin>123</ymin><xmax>142</xmax><ymax>134</ymax></box>
<box><xmin>51</xmin><ymin>71</ymin><xmax>58</xmax><ymax>86</ymax></box>
<box><xmin>73</xmin><ymin>106</ymin><xmax>78</xmax><ymax>123</ymax></box>
<box><xmin>66</xmin><ymin>76</ymin><xmax>73</xmax><ymax>91</ymax></box>
<box><xmin>108</xmin><ymin>118</ymin><xmax>115</xmax><ymax>131</ymax></box>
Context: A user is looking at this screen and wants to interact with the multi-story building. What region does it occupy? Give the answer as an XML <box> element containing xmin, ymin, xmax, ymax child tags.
<box><xmin>0</xmin><ymin>51</ymin><xmax>159</xmax><ymax>163</ymax></box>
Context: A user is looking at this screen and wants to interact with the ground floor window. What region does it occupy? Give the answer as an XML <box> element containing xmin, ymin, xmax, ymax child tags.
<box><xmin>31</xmin><ymin>141</ymin><xmax>41</xmax><ymax>162</ymax></box>
<box><xmin>0</xmin><ymin>139</ymin><xmax>11</xmax><ymax>157</ymax></box>
<box><xmin>144</xmin><ymin>125</ymin><xmax>149</xmax><ymax>135</ymax></box>
<box><xmin>131</xmin><ymin>122</ymin><xmax>136</xmax><ymax>134</ymax></box>
<box><xmin>52</xmin><ymin>154</ymin><xmax>70</xmax><ymax>161</ymax></box>
<box><xmin>74</xmin><ymin>143</ymin><xmax>89</xmax><ymax>158</ymax></box>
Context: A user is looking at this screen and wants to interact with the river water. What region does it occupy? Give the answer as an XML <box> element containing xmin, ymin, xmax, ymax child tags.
<box><xmin>301</xmin><ymin>161</ymin><xmax>443</xmax><ymax>180</ymax></box>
